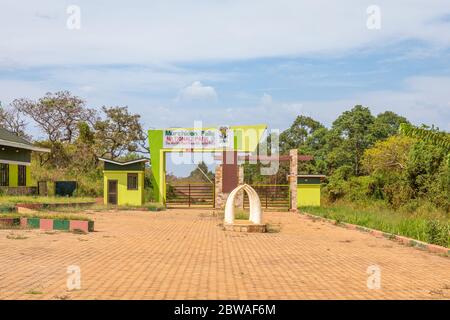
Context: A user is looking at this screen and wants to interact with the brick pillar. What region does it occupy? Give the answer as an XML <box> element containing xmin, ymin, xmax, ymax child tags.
<box><xmin>234</xmin><ymin>165</ymin><xmax>244</xmax><ymax>208</ymax></box>
<box><xmin>215</xmin><ymin>165</ymin><xmax>224</xmax><ymax>209</ymax></box>
<box><xmin>289</xmin><ymin>149</ymin><xmax>298</xmax><ymax>212</ymax></box>
<box><xmin>215</xmin><ymin>164</ymin><xmax>244</xmax><ymax>209</ymax></box>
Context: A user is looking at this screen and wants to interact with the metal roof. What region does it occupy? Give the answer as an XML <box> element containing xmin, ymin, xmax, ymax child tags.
<box><xmin>0</xmin><ymin>127</ymin><xmax>50</xmax><ymax>153</ymax></box>
<box><xmin>98</xmin><ymin>158</ymin><xmax>149</xmax><ymax>166</ymax></box>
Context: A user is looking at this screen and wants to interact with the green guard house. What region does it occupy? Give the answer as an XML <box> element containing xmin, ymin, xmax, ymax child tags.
<box><xmin>297</xmin><ymin>175</ymin><xmax>326</xmax><ymax>207</ymax></box>
<box><xmin>0</xmin><ymin>127</ymin><xmax>50</xmax><ymax>195</ymax></box>
<box><xmin>99</xmin><ymin>158</ymin><xmax>148</xmax><ymax>206</ymax></box>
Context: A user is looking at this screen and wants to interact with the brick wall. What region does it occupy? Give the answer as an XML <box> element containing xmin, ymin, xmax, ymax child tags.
<box><xmin>214</xmin><ymin>165</ymin><xmax>244</xmax><ymax>209</ymax></box>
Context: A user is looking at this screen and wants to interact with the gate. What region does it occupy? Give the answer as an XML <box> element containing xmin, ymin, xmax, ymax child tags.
<box><xmin>243</xmin><ymin>184</ymin><xmax>290</xmax><ymax>211</ymax></box>
<box><xmin>166</xmin><ymin>183</ymin><xmax>215</xmax><ymax>208</ymax></box>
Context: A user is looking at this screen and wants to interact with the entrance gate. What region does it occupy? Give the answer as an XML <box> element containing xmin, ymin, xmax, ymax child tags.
<box><xmin>166</xmin><ymin>182</ymin><xmax>215</xmax><ymax>208</ymax></box>
<box><xmin>243</xmin><ymin>184</ymin><xmax>290</xmax><ymax>211</ymax></box>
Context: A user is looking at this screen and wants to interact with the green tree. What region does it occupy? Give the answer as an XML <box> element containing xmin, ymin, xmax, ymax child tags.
<box><xmin>330</xmin><ymin>105</ymin><xmax>375</xmax><ymax>175</ymax></box>
<box><xmin>187</xmin><ymin>162</ymin><xmax>214</xmax><ymax>183</ymax></box>
<box><xmin>94</xmin><ymin>106</ymin><xmax>147</xmax><ymax>159</ymax></box>
<box><xmin>279</xmin><ymin>116</ymin><xmax>324</xmax><ymax>153</ymax></box>
<box><xmin>362</xmin><ymin>135</ymin><xmax>414</xmax><ymax>174</ymax></box>
<box><xmin>370</xmin><ymin>111</ymin><xmax>409</xmax><ymax>141</ymax></box>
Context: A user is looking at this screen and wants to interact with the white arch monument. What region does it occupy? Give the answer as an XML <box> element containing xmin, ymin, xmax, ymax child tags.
<box><xmin>224</xmin><ymin>184</ymin><xmax>263</xmax><ymax>225</ymax></box>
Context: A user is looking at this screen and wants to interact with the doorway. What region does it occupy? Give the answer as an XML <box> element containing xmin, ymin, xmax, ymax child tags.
<box><xmin>107</xmin><ymin>180</ymin><xmax>118</xmax><ymax>205</ymax></box>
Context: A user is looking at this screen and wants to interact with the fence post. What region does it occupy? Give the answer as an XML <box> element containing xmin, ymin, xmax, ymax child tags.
<box><xmin>265</xmin><ymin>187</ymin><xmax>268</xmax><ymax>209</ymax></box>
<box><xmin>188</xmin><ymin>184</ymin><xmax>191</xmax><ymax>207</ymax></box>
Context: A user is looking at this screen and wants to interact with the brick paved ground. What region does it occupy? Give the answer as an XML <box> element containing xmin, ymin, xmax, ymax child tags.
<box><xmin>0</xmin><ymin>209</ymin><xmax>449</xmax><ymax>300</ymax></box>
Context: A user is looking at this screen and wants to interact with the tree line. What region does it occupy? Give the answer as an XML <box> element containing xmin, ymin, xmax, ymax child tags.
<box><xmin>246</xmin><ymin>105</ymin><xmax>449</xmax><ymax>213</ymax></box>
<box><xmin>0</xmin><ymin>91</ymin><xmax>148</xmax><ymax>195</ymax></box>
<box><xmin>1</xmin><ymin>92</ymin><xmax>449</xmax><ymax>213</ymax></box>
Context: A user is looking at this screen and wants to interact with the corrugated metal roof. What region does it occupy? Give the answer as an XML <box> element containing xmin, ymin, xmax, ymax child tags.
<box><xmin>0</xmin><ymin>127</ymin><xmax>33</xmax><ymax>145</ymax></box>
<box><xmin>0</xmin><ymin>127</ymin><xmax>50</xmax><ymax>152</ymax></box>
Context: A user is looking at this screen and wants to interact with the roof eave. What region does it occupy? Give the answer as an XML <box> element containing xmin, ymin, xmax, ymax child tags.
<box><xmin>98</xmin><ymin>157</ymin><xmax>149</xmax><ymax>166</ymax></box>
<box><xmin>0</xmin><ymin>139</ymin><xmax>51</xmax><ymax>153</ymax></box>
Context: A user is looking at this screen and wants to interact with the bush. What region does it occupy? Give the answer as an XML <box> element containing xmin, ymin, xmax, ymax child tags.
<box><xmin>426</xmin><ymin>220</ymin><xmax>449</xmax><ymax>247</ymax></box>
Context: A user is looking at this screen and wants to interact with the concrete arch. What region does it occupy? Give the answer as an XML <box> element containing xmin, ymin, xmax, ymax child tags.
<box><xmin>224</xmin><ymin>184</ymin><xmax>262</xmax><ymax>225</ymax></box>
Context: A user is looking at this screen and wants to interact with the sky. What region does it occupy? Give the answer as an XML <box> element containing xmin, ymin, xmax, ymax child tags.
<box><xmin>1</xmin><ymin>0</ymin><xmax>450</xmax><ymax>176</ymax></box>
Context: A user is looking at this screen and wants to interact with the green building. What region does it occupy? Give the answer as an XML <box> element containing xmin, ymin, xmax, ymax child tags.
<box><xmin>99</xmin><ymin>158</ymin><xmax>148</xmax><ymax>206</ymax></box>
<box><xmin>297</xmin><ymin>175</ymin><xmax>326</xmax><ymax>207</ymax></box>
<box><xmin>0</xmin><ymin>127</ymin><xmax>50</xmax><ymax>194</ymax></box>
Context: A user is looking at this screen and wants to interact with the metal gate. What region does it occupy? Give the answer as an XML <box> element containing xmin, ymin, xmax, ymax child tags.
<box><xmin>166</xmin><ymin>183</ymin><xmax>215</xmax><ymax>208</ymax></box>
<box><xmin>243</xmin><ymin>184</ymin><xmax>290</xmax><ymax>210</ymax></box>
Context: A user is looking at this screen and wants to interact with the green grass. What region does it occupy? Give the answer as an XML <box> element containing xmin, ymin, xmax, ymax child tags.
<box><xmin>25</xmin><ymin>290</ymin><xmax>43</xmax><ymax>295</ymax></box>
<box><xmin>234</xmin><ymin>209</ymin><xmax>250</xmax><ymax>220</ymax></box>
<box><xmin>302</xmin><ymin>203</ymin><xmax>449</xmax><ymax>247</ymax></box>
<box><xmin>0</xmin><ymin>195</ymin><xmax>96</xmax><ymax>205</ymax></box>
<box><xmin>40</xmin><ymin>202</ymin><xmax>166</xmax><ymax>213</ymax></box>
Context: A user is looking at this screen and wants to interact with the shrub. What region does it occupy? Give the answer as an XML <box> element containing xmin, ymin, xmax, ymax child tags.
<box><xmin>426</xmin><ymin>220</ymin><xmax>449</xmax><ymax>247</ymax></box>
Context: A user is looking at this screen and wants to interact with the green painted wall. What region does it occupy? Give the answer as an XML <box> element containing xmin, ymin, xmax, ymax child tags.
<box><xmin>103</xmin><ymin>170</ymin><xmax>145</xmax><ymax>206</ymax></box>
<box><xmin>0</xmin><ymin>146</ymin><xmax>31</xmax><ymax>163</ymax></box>
<box><xmin>297</xmin><ymin>177</ymin><xmax>321</xmax><ymax>184</ymax></box>
<box><xmin>2</xmin><ymin>164</ymin><xmax>33</xmax><ymax>187</ymax></box>
<box><xmin>104</xmin><ymin>162</ymin><xmax>146</xmax><ymax>171</ymax></box>
<box><xmin>297</xmin><ymin>184</ymin><xmax>321</xmax><ymax>207</ymax></box>
<box><xmin>148</xmin><ymin>130</ymin><xmax>164</xmax><ymax>203</ymax></box>
<box><xmin>8</xmin><ymin>164</ymin><xmax>18</xmax><ymax>186</ymax></box>
<box><xmin>148</xmin><ymin>125</ymin><xmax>267</xmax><ymax>205</ymax></box>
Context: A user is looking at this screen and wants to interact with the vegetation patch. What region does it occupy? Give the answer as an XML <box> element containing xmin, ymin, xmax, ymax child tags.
<box><xmin>25</xmin><ymin>290</ymin><xmax>43</xmax><ymax>295</ymax></box>
<box><xmin>2</xmin><ymin>196</ymin><xmax>96</xmax><ymax>206</ymax></box>
<box><xmin>303</xmin><ymin>203</ymin><xmax>449</xmax><ymax>248</ymax></box>
<box><xmin>7</xmin><ymin>233</ymin><xmax>28</xmax><ymax>240</ymax></box>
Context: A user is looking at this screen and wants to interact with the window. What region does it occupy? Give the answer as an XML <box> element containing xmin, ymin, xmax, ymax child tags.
<box><xmin>127</xmin><ymin>173</ymin><xmax>138</xmax><ymax>190</ymax></box>
<box><xmin>0</xmin><ymin>163</ymin><xmax>9</xmax><ymax>186</ymax></box>
<box><xmin>18</xmin><ymin>165</ymin><xmax>26</xmax><ymax>186</ymax></box>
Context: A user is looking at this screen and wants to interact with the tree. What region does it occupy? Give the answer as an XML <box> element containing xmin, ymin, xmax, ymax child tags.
<box><xmin>187</xmin><ymin>162</ymin><xmax>214</xmax><ymax>183</ymax></box>
<box><xmin>279</xmin><ymin>116</ymin><xmax>324</xmax><ymax>153</ymax></box>
<box><xmin>0</xmin><ymin>101</ymin><xmax>29</xmax><ymax>139</ymax></box>
<box><xmin>400</xmin><ymin>123</ymin><xmax>450</xmax><ymax>166</ymax></box>
<box><xmin>370</xmin><ymin>111</ymin><xmax>409</xmax><ymax>141</ymax></box>
<box><xmin>14</xmin><ymin>91</ymin><xmax>97</xmax><ymax>143</ymax></box>
<box><xmin>400</xmin><ymin>123</ymin><xmax>450</xmax><ymax>150</ymax></box>
<box><xmin>362</xmin><ymin>135</ymin><xmax>414</xmax><ymax>174</ymax></box>
<box><xmin>330</xmin><ymin>105</ymin><xmax>375</xmax><ymax>175</ymax></box>
<box><xmin>94</xmin><ymin>106</ymin><xmax>147</xmax><ymax>159</ymax></box>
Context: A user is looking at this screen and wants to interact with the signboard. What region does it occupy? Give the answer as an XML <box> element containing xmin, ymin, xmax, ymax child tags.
<box><xmin>163</xmin><ymin>126</ymin><xmax>234</xmax><ymax>149</ymax></box>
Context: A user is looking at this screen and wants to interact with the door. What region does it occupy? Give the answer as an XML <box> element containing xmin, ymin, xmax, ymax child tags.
<box><xmin>107</xmin><ymin>180</ymin><xmax>118</xmax><ymax>205</ymax></box>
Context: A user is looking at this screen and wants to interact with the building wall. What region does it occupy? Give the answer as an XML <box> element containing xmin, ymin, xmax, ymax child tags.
<box><xmin>5</xmin><ymin>164</ymin><xmax>33</xmax><ymax>187</ymax></box>
<box><xmin>0</xmin><ymin>146</ymin><xmax>31</xmax><ymax>163</ymax></box>
<box><xmin>103</xmin><ymin>170</ymin><xmax>144</xmax><ymax>206</ymax></box>
<box><xmin>297</xmin><ymin>184</ymin><xmax>321</xmax><ymax>207</ymax></box>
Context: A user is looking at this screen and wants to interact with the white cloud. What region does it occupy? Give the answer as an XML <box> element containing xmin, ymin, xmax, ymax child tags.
<box><xmin>138</xmin><ymin>76</ymin><xmax>450</xmax><ymax>131</ymax></box>
<box><xmin>177</xmin><ymin>81</ymin><xmax>217</xmax><ymax>102</ymax></box>
<box><xmin>1</xmin><ymin>1</ymin><xmax>450</xmax><ymax>66</ymax></box>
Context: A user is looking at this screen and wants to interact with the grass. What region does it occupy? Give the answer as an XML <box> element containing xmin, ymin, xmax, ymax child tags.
<box><xmin>0</xmin><ymin>195</ymin><xmax>96</xmax><ymax>205</ymax></box>
<box><xmin>37</xmin><ymin>202</ymin><xmax>166</xmax><ymax>213</ymax></box>
<box><xmin>25</xmin><ymin>290</ymin><xmax>43</xmax><ymax>295</ymax></box>
<box><xmin>234</xmin><ymin>209</ymin><xmax>250</xmax><ymax>220</ymax></box>
<box><xmin>302</xmin><ymin>202</ymin><xmax>449</xmax><ymax>248</ymax></box>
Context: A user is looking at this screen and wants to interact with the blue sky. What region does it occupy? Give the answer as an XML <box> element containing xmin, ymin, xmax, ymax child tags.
<box><xmin>1</xmin><ymin>0</ymin><xmax>450</xmax><ymax>176</ymax></box>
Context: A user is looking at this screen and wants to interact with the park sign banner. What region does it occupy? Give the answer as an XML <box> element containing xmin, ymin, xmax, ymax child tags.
<box><xmin>163</xmin><ymin>126</ymin><xmax>234</xmax><ymax>150</ymax></box>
